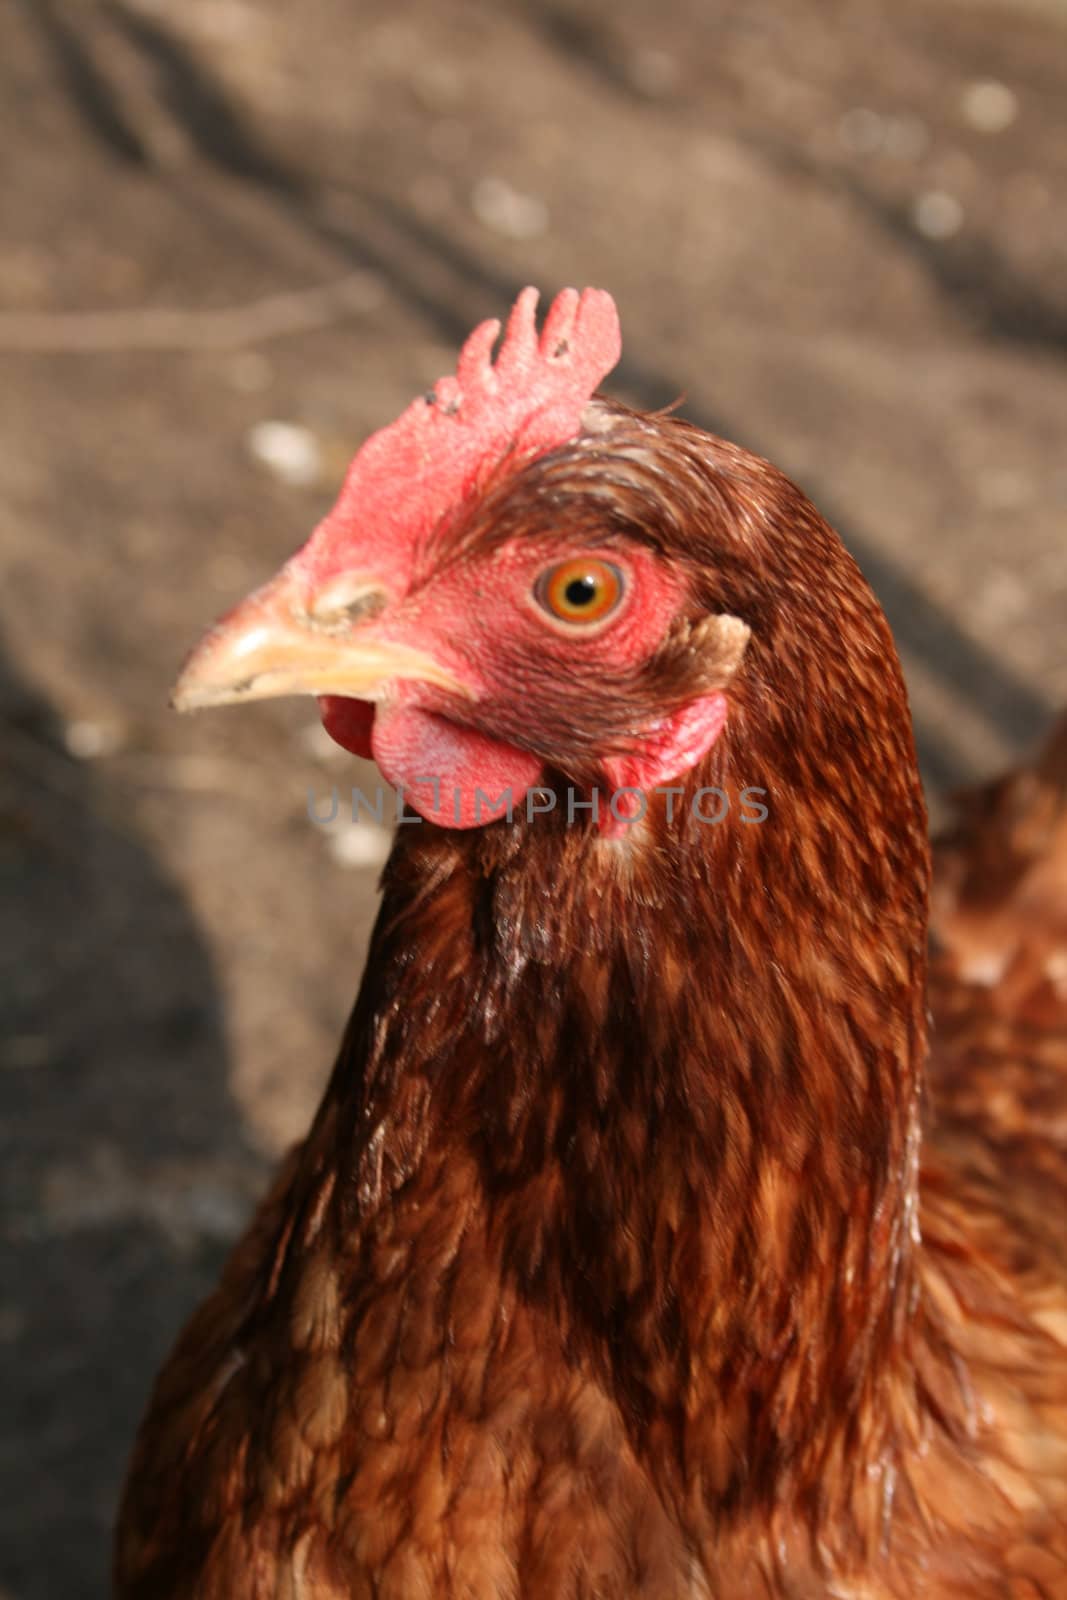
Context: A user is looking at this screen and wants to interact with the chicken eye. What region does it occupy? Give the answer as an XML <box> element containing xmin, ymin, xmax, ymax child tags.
<box><xmin>536</xmin><ymin>558</ymin><xmax>624</xmax><ymax>626</ymax></box>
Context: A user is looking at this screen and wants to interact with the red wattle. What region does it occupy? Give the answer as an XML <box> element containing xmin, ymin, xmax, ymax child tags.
<box><xmin>370</xmin><ymin>704</ymin><xmax>543</xmax><ymax>828</ymax></box>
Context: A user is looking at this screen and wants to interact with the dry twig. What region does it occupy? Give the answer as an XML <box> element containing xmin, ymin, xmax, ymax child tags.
<box><xmin>0</xmin><ymin>273</ymin><xmax>382</xmax><ymax>353</ymax></box>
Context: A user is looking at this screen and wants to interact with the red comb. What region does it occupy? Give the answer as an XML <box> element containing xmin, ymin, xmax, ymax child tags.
<box><xmin>295</xmin><ymin>287</ymin><xmax>621</xmax><ymax>588</ymax></box>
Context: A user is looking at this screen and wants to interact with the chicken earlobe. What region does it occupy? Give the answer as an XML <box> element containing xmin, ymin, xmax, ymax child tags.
<box><xmin>686</xmin><ymin>611</ymin><xmax>751</xmax><ymax>691</ymax></box>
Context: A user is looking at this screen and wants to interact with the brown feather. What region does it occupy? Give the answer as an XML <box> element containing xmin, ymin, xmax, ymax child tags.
<box><xmin>115</xmin><ymin>408</ymin><xmax>1067</xmax><ymax>1597</ymax></box>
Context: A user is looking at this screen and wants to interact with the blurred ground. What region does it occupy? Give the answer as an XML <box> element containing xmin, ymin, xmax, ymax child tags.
<box><xmin>0</xmin><ymin>0</ymin><xmax>1065</xmax><ymax>1594</ymax></box>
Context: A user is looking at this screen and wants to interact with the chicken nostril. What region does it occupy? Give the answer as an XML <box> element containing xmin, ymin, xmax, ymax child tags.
<box><xmin>306</xmin><ymin>582</ymin><xmax>389</xmax><ymax>633</ymax></box>
<box><xmin>340</xmin><ymin>589</ymin><xmax>388</xmax><ymax>625</ymax></box>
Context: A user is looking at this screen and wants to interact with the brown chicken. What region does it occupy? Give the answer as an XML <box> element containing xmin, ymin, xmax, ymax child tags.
<box><xmin>115</xmin><ymin>288</ymin><xmax>1067</xmax><ymax>1598</ymax></box>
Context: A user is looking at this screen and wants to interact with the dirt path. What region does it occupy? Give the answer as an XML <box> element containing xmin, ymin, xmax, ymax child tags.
<box><xmin>1</xmin><ymin>1</ymin><xmax>1065</xmax><ymax>1593</ymax></box>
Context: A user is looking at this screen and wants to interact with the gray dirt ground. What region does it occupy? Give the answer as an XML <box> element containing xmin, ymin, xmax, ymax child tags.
<box><xmin>1</xmin><ymin>0</ymin><xmax>1065</xmax><ymax>1594</ymax></box>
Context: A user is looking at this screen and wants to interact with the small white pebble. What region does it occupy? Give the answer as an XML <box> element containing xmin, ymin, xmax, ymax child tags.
<box><xmin>912</xmin><ymin>190</ymin><xmax>964</xmax><ymax>240</ymax></box>
<box><xmin>471</xmin><ymin>177</ymin><xmax>548</xmax><ymax>241</ymax></box>
<box><xmin>327</xmin><ymin>825</ymin><xmax>392</xmax><ymax>869</ymax></box>
<box><xmin>247</xmin><ymin>420</ymin><xmax>322</xmax><ymax>488</ymax></box>
<box><xmin>63</xmin><ymin>719</ymin><xmax>125</xmax><ymax>760</ymax></box>
<box><xmin>838</xmin><ymin>107</ymin><xmax>884</xmax><ymax>155</ymax></box>
<box><xmin>961</xmin><ymin>79</ymin><xmax>1018</xmax><ymax>134</ymax></box>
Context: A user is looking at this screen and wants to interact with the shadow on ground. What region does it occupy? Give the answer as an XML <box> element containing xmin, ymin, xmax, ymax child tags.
<box><xmin>0</xmin><ymin>647</ymin><xmax>262</xmax><ymax>1600</ymax></box>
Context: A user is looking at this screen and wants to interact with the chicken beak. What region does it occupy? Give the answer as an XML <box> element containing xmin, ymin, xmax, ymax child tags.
<box><xmin>171</xmin><ymin>565</ymin><xmax>466</xmax><ymax>712</ymax></box>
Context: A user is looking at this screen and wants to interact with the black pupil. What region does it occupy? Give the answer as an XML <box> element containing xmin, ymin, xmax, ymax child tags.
<box><xmin>564</xmin><ymin>575</ymin><xmax>598</xmax><ymax>608</ymax></box>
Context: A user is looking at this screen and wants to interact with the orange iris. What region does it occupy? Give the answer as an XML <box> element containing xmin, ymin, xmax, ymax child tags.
<box><xmin>537</xmin><ymin>558</ymin><xmax>624</xmax><ymax>625</ymax></box>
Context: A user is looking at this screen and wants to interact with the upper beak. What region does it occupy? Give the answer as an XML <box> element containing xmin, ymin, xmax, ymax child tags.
<box><xmin>171</xmin><ymin>564</ymin><xmax>466</xmax><ymax>712</ymax></box>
